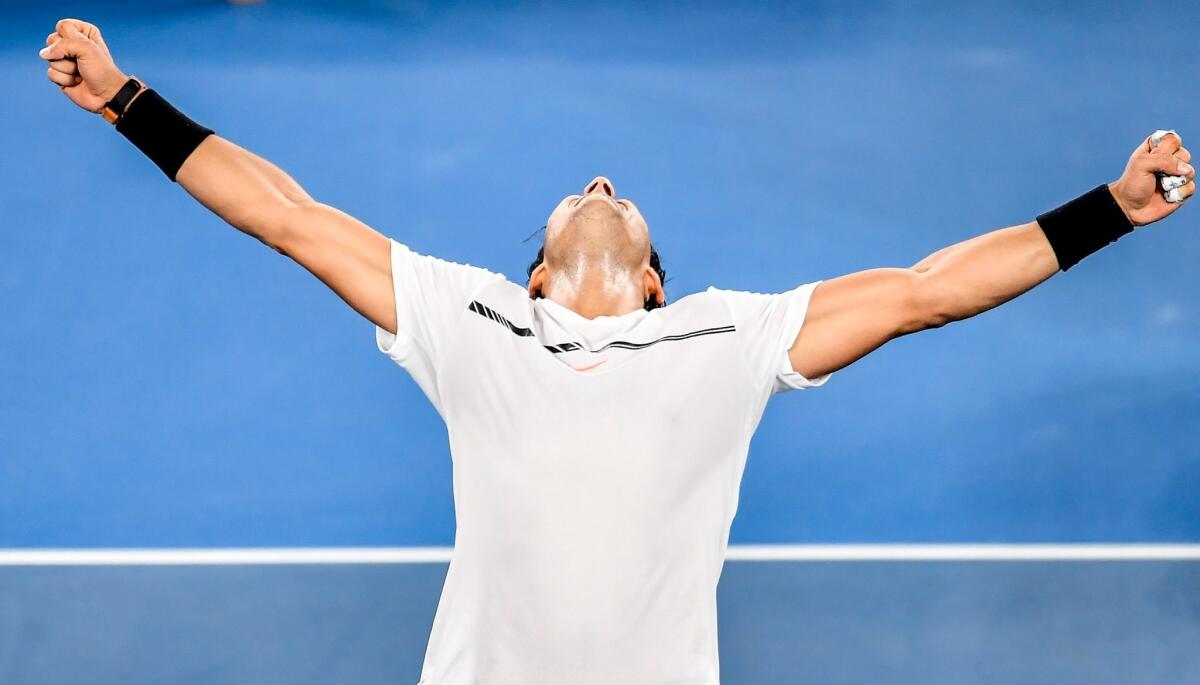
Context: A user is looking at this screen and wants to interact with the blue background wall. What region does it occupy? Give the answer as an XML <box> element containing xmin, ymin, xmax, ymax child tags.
<box><xmin>3</xmin><ymin>0</ymin><xmax>1196</xmax><ymax>549</ymax></box>
<box><xmin>1</xmin><ymin>1</ymin><xmax>1198</xmax><ymax>683</ymax></box>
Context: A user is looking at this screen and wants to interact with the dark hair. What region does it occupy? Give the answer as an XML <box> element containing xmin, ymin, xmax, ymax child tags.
<box><xmin>527</xmin><ymin>245</ymin><xmax>667</xmax><ymax>311</ymax></box>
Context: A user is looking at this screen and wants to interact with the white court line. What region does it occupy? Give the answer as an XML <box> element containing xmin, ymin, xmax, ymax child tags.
<box><xmin>724</xmin><ymin>544</ymin><xmax>1200</xmax><ymax>561</ymax></box>
<box><xmin>0</xmin><ymin>545</ymin><xmax>1198</xmax><ymax>566</ymax></box>
<box><xmin>0</xmin><ymin>548</ymin><xmax>453</xmax><ymax>566</ymax></box>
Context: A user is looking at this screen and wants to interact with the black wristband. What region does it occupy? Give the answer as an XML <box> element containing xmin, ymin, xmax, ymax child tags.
<box><xmin>115</xmin><ymin>89</ymin><xmax>214</xmax><ymax>182</ymax></box>
<box><xmin>1035</xmin><ymin>184</ymin><xmax>1134</xmax><ymax>271</ymax></box>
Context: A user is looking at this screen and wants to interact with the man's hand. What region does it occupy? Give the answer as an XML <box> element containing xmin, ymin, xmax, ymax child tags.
<box><xmin>39</xmin><ymin>19</ymin><xmax>128</xmax><ymax>113</ymax></box>
<box><xmin>1109</xmin><ymin>131</ymin><xmax>1195</xmax><ymax>226</ymax></box>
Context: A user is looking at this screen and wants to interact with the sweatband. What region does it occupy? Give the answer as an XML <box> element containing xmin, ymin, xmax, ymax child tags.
<box><xmin>1035</xmin><ymin>184</ymin><xmax>1134</xmax><ymax>271</ymax></box>
<box><xmin>115</xmin><ymin>89</ymin><xmax>214</xmax><ymax>181</ymax></box>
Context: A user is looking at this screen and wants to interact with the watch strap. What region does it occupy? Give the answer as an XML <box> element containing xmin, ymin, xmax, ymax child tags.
<box><xmin>101</xmin><ymin>77</ymin><xmax>143</xmax><ymax>124</ymax></box>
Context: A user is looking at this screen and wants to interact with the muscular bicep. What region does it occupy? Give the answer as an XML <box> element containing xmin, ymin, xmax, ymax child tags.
<box><xmin>276</xmin><ymin>202</ymin><xmax>396</xmax><ymax>334</ymax></box>
<box><xmin>788</xmin><ymin>268</ymin><xmax>928</xmax><ymax>379</ymax></box>
<box><xmin>171</xmin><ymin>136</ymin><xmax>396</xmax><ymax>332</ymax></box>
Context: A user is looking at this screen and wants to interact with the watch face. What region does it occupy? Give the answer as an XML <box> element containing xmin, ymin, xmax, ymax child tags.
<box><xmin>111</xmin><ymin>79</ymin><xmax>141</xmax><ymax>111</ymax></box>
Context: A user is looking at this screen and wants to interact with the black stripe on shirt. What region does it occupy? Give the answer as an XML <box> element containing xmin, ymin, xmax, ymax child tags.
<box><xmin>468</xmin><ymin>300</ymin><xmax>535</xmax><ymax>337</ymax></box>
<box><xmin>467</xmin><ymin>300</ymin><xmax>735</xmax><ymax>354</ymax></box>
<box><xmin>591</xmin><ymin>325</ymin><xmax>736</xmax><ymax>352</ymax></box>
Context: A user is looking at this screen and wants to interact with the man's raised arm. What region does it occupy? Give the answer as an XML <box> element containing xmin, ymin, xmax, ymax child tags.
<box><xmin>40</xmin><ymin>18</ymin><xmax>398</xmax><ymax>334</ymax></box>
<box><xmin>789</xmin><ymin>133</ymin><xmax>1195</xmax><ymax>380</ymax></box>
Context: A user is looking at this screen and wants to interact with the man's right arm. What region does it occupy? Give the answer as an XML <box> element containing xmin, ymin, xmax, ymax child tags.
<box><xmin>40</xmin><ymin>18</ymin><xmax>398</xmax><ymax>334</ymax></box>
<box><xmin>175</xmin><ymin>136</ymin><xmax>397</xmax><ymax>333</ymax></box>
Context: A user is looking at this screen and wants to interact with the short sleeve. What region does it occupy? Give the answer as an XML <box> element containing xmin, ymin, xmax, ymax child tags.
<box><xmin>376</xmin><ymin>239</ymin><xmax>504</xmax><ymax>406</ymax></box>
<box><xmin>709</xmin><ymin>282</ymin><xmax>832</xmax><ymax>395</ymax></box>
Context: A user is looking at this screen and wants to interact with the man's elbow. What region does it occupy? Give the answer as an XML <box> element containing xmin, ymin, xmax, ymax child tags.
<box><xmin>904</xmin><ymin>270</ymin><xmax>962</xmax><ymax>334</ymax></box>
<box><xmin>255</xmin><ymin>199</ymin><xmax>313</xmax><ymax>255</ymax></box>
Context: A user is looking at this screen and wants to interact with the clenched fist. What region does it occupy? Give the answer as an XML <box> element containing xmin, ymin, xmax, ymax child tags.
<box><xmin>1109</xmin><ymin>131</ymin><xmax>1195</xmax><ymax>226</ymax></box>
<box><xmin>39</xmin><ymin>18</ymin><xmax>128</xmax><ymax>112</ymax></box>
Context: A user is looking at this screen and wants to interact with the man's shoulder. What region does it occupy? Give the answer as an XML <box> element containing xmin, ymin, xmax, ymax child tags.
<box><xmin>655</xmin><ymin>288</ymin><xmax>735</xmax><ymax>323</ymax></box>
<box><xmin>460</xmin><ymin>276</ymin><xmax>530</xmax><ymax>316</ymax></box>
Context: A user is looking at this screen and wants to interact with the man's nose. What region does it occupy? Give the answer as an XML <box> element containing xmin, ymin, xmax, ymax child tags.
<box><xmin>583</xmin><ymin>176</ymin><xmax>616</xmax><ymax>198</ymax></box>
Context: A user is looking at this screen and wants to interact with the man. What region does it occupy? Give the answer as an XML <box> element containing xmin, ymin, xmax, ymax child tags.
<box><xmin>40</xmin><ymin>17</ymin><xmax>1194</xmax><ymax>685</ymax></box>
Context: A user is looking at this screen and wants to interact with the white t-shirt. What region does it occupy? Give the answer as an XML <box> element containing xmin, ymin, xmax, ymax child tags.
<box><xmin>375</xmin><ymin>239</ymin><xmax>830</xmax><ymax>685</ymax></box>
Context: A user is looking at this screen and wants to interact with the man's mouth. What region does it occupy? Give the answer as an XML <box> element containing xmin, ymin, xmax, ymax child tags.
<box><xmin>574</xmin><ymin>194</ymin><xmax>624</xmax><ymax>211</ymax></box>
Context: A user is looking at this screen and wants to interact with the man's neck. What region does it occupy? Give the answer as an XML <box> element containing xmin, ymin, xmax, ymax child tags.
<box><xmin>550</xmin><ymin>291</ymin><xmax>644</xmax><ymax>319</ymax></box>
<box><xmin>545</xmin><ymin>268</ymin><xmax>644</xmax><ymax>319</ymax></box>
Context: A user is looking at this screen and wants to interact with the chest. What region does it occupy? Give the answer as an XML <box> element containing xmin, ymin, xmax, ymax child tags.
<box><xmin>440</xmin><ymin>296</ymin><xmax>755</xmax><ymax>433</ymax></box>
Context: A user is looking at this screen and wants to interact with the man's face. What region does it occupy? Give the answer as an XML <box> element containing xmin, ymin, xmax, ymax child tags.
<box><xmin>543</xmin><ymin>176</ymin><xmax>651</xmax><ymax>261</ymax></box>
<box><xmin>531</xmin><ymin>176</ymin><xmax>663</xmax><ymax>311</ymax></box>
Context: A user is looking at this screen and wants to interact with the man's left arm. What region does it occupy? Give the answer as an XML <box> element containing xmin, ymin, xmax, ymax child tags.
<box><xmin>789</xmin><ymin>132</ymin><xmax>1195</xmax><ymax>380</ymax></box>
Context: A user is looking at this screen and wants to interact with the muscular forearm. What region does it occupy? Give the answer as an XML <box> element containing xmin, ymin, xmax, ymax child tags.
<box><xmin>175</xmin><ymin>135</ymin><xmax>313</xmax><ymax>250</ymax></box>
<box><xmin>913</xmin><ymin>221</ymin><xmax>1059</xmax><ymax>327</ymax></box>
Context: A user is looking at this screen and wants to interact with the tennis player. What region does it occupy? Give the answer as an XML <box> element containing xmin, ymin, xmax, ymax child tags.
<box><xmin>41</xmin><ymin>18</ymin><xmax>1194</xmax><ymax>685</ymax></box>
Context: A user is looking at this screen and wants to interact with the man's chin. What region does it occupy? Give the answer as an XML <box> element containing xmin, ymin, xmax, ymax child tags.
<box><xmin>573</xmin><ymin>200</ymin><xmax>625</xmax><ymax>222</ymax></box>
